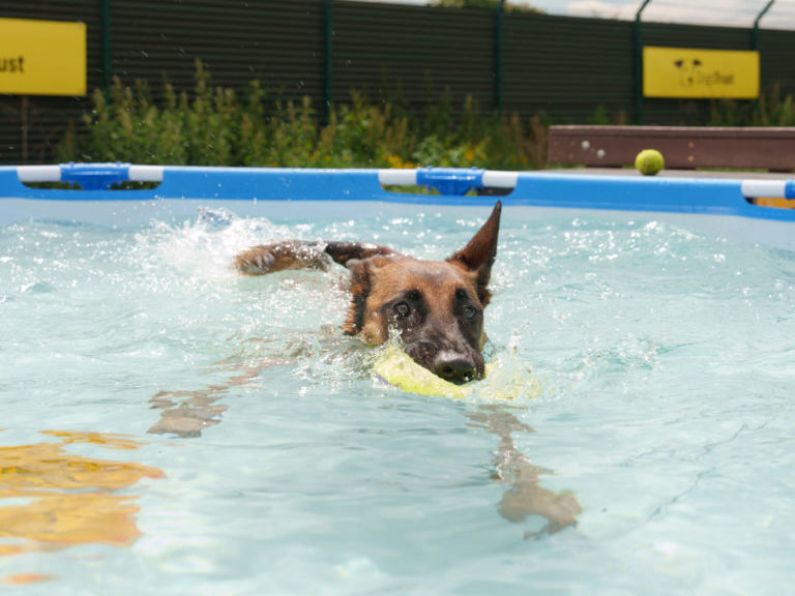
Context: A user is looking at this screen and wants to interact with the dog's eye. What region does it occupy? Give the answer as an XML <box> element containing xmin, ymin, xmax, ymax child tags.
<box><xmin>394</xmin><ymin>301</ymin><xmax>411</xmax><ymax>318</ymax></box>
<box><xmin>463</xmin><ymin>305</ymin><xmax>479</xmax><ymax>320</ymax></box>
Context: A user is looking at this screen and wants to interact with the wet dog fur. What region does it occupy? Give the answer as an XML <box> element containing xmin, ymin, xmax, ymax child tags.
<box><xmin>150</xmin><ymin>201</ymin><xmax>581</xmax><ymax>534</ymax></box>
<box><xmin>233</xmin><ymin>202</ymin><xmax>502</xmax><ymax>384</ymax></box>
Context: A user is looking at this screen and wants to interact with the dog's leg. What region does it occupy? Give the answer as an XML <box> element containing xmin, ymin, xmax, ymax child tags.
<box><xmin>468</xmin><ymin>405</ymin><xmax>581</xmax><ymax>537</ymax></box>
<box><xmin>235</xmin><ymin>240</ymin><xmax>393</xmax><ymax>275</ymax></box>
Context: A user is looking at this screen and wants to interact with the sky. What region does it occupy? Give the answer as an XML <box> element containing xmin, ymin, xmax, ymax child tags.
<box><xmin>359</xmin><ymin>0</ymin><xmax>795</xmax><ymax>29</ymax></box>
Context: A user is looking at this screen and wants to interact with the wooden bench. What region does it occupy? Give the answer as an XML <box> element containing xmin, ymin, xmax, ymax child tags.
<box><xmin>547</xmin><ymin>125</ymin><xmax>795</xmax><ymax>172</ymax></box>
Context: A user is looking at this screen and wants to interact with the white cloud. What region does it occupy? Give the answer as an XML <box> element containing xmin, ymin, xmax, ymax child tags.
<box><xmin>346</xmin><ymin>0</ymin><xmax>795</xmax><ymax>29</ymax></box>
<box><xmin>566</xmin><ymin>0</ymin><xmax>637</xmax><ymax>20</ymax></box>
<box><xmin>565</xmin><ymin>0</ymin><xmax>795</xmax><ymax>29</ymax></box>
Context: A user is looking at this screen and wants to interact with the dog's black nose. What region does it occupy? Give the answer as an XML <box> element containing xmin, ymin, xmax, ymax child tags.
<box><xmin>434</xmin><ymin>355</ymin><xmax>476</xmax><ymax>384</ymax></box>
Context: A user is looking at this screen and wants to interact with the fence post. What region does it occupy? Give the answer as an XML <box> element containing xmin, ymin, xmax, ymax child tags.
<box><xmin>323</xmin><ymin>0</ymin><xmax>334</xmax><ymax>125</ymax></box>
<box><xmin>633</xmin><ymin>0</ymin><xmax>652</xmax><ymax>124</ymax></box>
<box><xmin>494</xmin><ymin>0</ymin><xmax>505</xmax><ymax>115</ymax></box>
<box><xmin>752</xmin><ymin>0</ymin><xmax>774</xmax><ymax>50</ymax></box>
<box><xmin>20</xmin><ymin>96</ymin><xmax>29</xmax><ymax>164</ymax></box>
<box><xmin>101</xmin><ymin>0</ymin><xmax>112</xmax><ymax>90</ymax></box>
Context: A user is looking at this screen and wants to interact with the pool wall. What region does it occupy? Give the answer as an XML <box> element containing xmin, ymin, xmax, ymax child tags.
<box><xmin>2</xmin><ymin>164</ymin><xmax>794</xmax><ymax>248</ymax></box>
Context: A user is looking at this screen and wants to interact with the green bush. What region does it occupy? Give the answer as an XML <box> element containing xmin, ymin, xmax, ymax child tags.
<box><xmin>57</xmin><ymin>60</ymin><xmax>795</xmax><ymax>170</ymax></box>
<box><xmin>708</xmin><ymin>84</ymin><xmax>795</xmax><ymax>127</ymax></box>
<box><xmin>57</xmin><ymin>61</ymin><xmax>548</xmax><ymax>170</ymax></box>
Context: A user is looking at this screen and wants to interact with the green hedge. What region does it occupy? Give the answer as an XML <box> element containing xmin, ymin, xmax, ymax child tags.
<box><xmin>58</xmin><ymin>61</ymin><xmax>795</xmax><ymax>169</ymax></box>
<box><xmin>58</xmin><ymin>61</ymin><xmax>548</xmax><ymax>170</ymax></box>
<box><xmin>708</xmin><ymin>84</ymin><xmax>795</xmax><ymax>127</ymax></box>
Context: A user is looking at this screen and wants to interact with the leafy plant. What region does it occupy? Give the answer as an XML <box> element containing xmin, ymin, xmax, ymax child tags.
<box><xmin>708</xmin><ymin>84</ymin><xmax>795</xmax><ymax>127</ymax></box>
<box><xmin>58</xmin><ymin>61</ymin><xmax>550</xmax><ymax>170</ymax></box>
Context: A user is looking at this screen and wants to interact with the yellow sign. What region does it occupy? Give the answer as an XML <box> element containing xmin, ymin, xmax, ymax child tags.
<box><xmin>0</xmin><ymin>17</ymin><xmax>86</xmax><ymax>96</ymax></box>
<box><xmin>643</xmin><ymin>46</ymin><xmax>759</xmax><ymax>99</ymax></box>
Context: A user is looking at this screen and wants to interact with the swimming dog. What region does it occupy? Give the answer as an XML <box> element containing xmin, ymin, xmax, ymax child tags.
<box><xmin>233</xmin><ymin>202</ymin><xmax>502</xmax><ymax>384</ymax></box>
<box><xmin>150</xmin><ymin>201</ymin><xmax>580</xmax><ymax>533</ymax></box>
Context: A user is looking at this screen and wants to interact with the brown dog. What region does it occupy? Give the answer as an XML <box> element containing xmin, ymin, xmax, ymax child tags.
<box><xmin>234</xmin><ymin>202</ymin><xmax>502</xmax><ymax>384</ymax></box>
<box><xmin>154</xmin><ymin>203</ymin><xmax>581</xmax><ymax>534</ymax></box>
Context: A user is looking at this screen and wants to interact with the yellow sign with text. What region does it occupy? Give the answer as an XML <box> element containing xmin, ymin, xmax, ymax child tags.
<box><xmin>0</xmin><ymin>18</ymin><xmax>86</xmax><ymax>96</ymax></box>
<box><xmin>643</xmin><ymin>46</ymin><xmax>759</xmax><ymax>99</ymax></box>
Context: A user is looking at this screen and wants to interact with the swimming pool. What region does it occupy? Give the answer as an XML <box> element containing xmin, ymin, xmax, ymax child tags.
<box><xmin>1</xmin><ymin>165</ymin><xmax>795</xmax><ymax>593</ymax></box>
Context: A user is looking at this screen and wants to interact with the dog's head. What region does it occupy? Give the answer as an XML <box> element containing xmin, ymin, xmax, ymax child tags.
<box><xmin>343</xmin><ymin>202</ymin><xmax>501</xmax><ymax>383</ymax></box>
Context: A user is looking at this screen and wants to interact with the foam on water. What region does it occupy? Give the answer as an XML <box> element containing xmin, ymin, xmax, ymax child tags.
<box><xmin>1</xmin><ymin>205</ymin><xmax>795</xmax><ymax>594</ymax></box>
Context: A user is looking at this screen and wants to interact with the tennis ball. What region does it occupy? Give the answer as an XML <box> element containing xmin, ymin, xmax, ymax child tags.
<box><xmin>635</xmin><ymin>149</ymin><xmax>665</xmax><ymax>176</ymax></box>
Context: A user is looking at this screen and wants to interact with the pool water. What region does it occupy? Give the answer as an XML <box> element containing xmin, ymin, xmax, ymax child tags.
<box><xmin>1</xmin><ymin>204</ymin><xmax>794</xmax><ymax>594</ymax></box>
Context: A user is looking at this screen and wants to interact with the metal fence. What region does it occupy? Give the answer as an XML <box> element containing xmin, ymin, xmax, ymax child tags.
<box><xmin>2</xmin><ymin>0</ymin><xmax>794</xmax><ymax>164</ymax></box>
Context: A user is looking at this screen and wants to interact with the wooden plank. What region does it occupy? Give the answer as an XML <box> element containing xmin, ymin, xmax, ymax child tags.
<box><xmin>548</xmin><ymin>125</ymin><xmax>795</xmax><ymax>172</ymax></box>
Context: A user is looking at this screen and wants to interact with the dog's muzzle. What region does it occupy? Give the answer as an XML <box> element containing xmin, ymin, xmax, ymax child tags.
<box><xmin>433</xmin><ymin>352</ymin><xmax>478</xmax><ymax>384</ymax></box>
<box><xmin>405</xmin><ymin>341</ymin><xmax>483</xmax><ymax>384</ymax></box>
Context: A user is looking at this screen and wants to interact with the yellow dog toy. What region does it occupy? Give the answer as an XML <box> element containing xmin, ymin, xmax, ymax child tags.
<box><xmin>373</xmin><ymin>345</ymin><xmax>540</xmax><ymax>401</ymax></box>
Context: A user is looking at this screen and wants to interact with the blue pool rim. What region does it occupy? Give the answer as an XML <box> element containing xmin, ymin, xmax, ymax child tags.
<box><xmin>2</xmin><ymin>163</ymin><xmax>795</xmax><ymax>222</ymax></box>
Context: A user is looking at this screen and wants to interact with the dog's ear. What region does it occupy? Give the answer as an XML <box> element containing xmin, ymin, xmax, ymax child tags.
<box><xmin>342</xmin><ymin>258</ymin><xmax>371</xmax><ymax>336</ymax></box>
<box><xmin>447</xmin><ymin>201</ymin><xmax>501</xmax><ymax>306</ymax></box>
<box><xmin>342</xmin><ymin>254</ymin><xmax>393</xmax><ymax>340</ymax></box>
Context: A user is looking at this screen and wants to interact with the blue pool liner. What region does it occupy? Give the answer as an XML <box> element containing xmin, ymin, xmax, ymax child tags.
<box><xmin>1</xmin><ymin>163</ymin><xmax>794</xmax><ymax>222</ymax></box>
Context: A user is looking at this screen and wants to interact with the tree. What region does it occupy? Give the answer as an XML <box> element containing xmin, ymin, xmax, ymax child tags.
<box><xmin>433</xmin><ymin>0</ymin><xmax>542</xmax><ymax>11</ymax></box>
